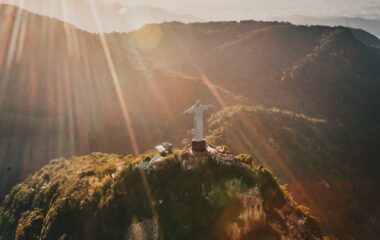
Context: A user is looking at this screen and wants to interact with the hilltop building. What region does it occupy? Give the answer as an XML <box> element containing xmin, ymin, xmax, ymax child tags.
<box><xmin>154</xmin><ymin>142</ymin><xmax>173</xmax><ymax>155</ymax></box>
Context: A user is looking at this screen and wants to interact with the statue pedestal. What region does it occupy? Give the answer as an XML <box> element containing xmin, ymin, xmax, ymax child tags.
<box><xmin>192</xmin><ymin>139</ymin><xmax>207</xmax><ymax>152</ymax></box>
<box><xmin>180</xmin><ymin>143</ymin><xmax>208</xmax><ymax>170</ymax></box>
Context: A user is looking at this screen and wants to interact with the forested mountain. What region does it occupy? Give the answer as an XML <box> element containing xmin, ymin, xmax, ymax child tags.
<box><xmin>285</xmin><ymin>15</ymin><xmax>380</xmax><ymax>38</ymax></box>
<box><xmin>129</xmin><ymin>21</ymin><xmax>380</xmax><ymax>125</ymax></box>
<box><xmin>1</xmin><ymin>3</ymin><xmax>380</xmax><ymax>239</ymax></box>
<box><xmin>207</xmin><ymin>106</ymin><xmax>380</xmax><ymax>239</ymax></box>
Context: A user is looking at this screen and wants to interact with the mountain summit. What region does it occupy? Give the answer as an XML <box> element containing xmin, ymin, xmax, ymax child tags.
<box><xmin>0</xmin><ymin>146</ymin><xmax>323</xmax><ymax>240</ymax></box>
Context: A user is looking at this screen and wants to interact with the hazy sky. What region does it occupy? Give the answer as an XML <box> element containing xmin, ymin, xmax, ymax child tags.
<box><xmin>1</xmin><ymin>0</ymin><xmax>380</xmax><ymax>32</ymax></box>
<box><xmin>105</xmin><ymin>0</ymin><xmax>380</xmax><ymax>20</ymax></box>
<box><xmin>3</xmin><ymin>0</ymin><xmax>380</xmax><ymax>20</ymax></box>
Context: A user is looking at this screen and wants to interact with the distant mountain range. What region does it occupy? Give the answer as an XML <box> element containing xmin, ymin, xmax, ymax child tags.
<box><xmin>0</xmin><ymin>0</ymin><xmax>200</xmax><ymax>32</ymax></box>
<box><xmin>1</xmin><ymin>3</ymin><xmax>380</xmax><ymax>239</ymax></box>
<box><xmin>283</xmin><ymin>15</ymin><xmax>380</xmax><ymax>39</ymax></box>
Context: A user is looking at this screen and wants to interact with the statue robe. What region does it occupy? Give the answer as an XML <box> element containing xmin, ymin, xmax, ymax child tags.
<box><xmin>184</xmin><ymin>103</ymin><xmax>211</xmax><ymax>142</ymax></box>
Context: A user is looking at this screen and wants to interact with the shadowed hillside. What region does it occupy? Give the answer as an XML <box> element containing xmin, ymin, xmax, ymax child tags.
<box><xmin>207</xmin><ymin>105</ymin><xmax>380</xmax><ymax>239</ymax></box>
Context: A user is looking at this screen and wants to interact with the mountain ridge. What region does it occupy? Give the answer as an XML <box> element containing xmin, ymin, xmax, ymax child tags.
<box><xmin>0</xmin><ymin>1</ymin><xmax>200</xmax><ymax>33</ymax></box>
<box><xmin>128</xmin><ymin>20</ymin><xmax>380</xmax><ymax>123</ymax></box>
<box><xmin>284</xmin><ymin>15</ymin><xmax>380</xmax><ymax>38</ymax></box>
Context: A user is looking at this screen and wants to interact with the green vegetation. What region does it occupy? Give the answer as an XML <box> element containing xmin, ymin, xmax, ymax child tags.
<box><xmin>0</xmin><ymin>151</ymin><xmax>321</xmax><ymax>240</ymax></box>
<box><xmin>207</xmin><ymin>105</ymin><xmax>339</xmax><ymax>180</ymax></box>
<box><xmin>235</xmin><ymin>154</ymin><xmax>254</xmax><ymax>166</ymax></box>
<box><xmin>207</xmin><ymin>105</ymin><xmax>380</xmax><ymax>239</ymax></box>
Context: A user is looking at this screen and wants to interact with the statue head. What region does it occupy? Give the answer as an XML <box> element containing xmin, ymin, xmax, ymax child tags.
<box><xmin>195</xmin><ymin>99</ymin><xmax>201</xmax><ymax>106</ymax></box>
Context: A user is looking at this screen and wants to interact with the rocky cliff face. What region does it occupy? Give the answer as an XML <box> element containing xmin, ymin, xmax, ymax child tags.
<box><xmin>0</xmin><ymin>149</ymin><xmax>323</xmax><ymax>240</ymax></box>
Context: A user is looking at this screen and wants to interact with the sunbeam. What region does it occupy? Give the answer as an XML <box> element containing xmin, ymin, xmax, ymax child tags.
<box><xmin>89</xmin><ymin>0</ymin><xmax>140</xmax><ymax>155</ymax></box>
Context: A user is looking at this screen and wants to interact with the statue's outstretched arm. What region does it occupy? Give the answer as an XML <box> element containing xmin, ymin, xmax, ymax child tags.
<box><xmin>184</xmin><ymin>105</ymin><xmax>195</xmax><ymax>114</ymax></box>
<box><xmin>201</xmin><ymin>105</ymin><xmax>212</xmax><ymax>111</ymax></box>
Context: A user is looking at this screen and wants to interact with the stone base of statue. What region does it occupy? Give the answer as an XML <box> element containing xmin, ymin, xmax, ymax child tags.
<box><xmin>180</xmin><ymin>143</ymin><xmax>209</xmax><ymax>170</ymax></box>
<box><xmin>192</xmin><ymin>139</ymin><xmax>207</xmax><ymax>152</ymax></box>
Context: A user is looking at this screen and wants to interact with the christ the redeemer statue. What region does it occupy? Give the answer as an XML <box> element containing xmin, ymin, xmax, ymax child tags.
<box><xmin>184</xmin><ymin>100</ymin><xmax>212</xmax><ymax>143</ymax></box>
